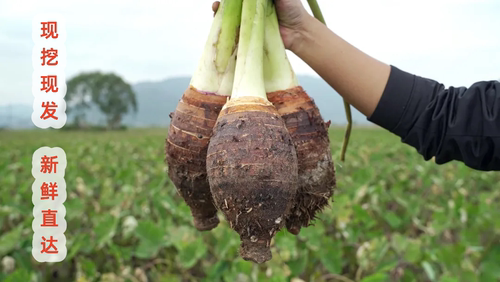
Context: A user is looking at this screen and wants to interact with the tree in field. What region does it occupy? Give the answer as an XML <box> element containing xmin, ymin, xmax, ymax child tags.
<box><xmin>92</xmin><ymin>73</ymin><xmax>137</xmax><ymax>129</ymax></box>
<box><xmin>66</xmin><ymin>72</ymin><xmax>137</xmax><ymax>129</ymax></box>
<box><xmin>66</xmin><ymin>72</ymin><xmax>97</xmax><ymax>127</ymax></box>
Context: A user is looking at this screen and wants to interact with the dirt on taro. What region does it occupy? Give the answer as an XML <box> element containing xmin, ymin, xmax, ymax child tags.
<box><xmin>267</xmin><ymin>86</ymin><xmax>336</xmax><ymax>236</ymax></box>
<box><xmin>207</xmin><ymin>100</ymin><xmax>298</xmax><ymax>264</ymax></box>
<box><xmin>1</xmin><ymin>127</ymin><xmax>500</xmax><ymax>282</ymax></box>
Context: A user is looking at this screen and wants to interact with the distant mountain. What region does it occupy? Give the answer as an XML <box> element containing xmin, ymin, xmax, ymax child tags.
<box><xmin>0</xmin><ymin>104</ymin><xmax>33</xmax><ymax>129</ymax></box>
<box><xmin>0</xmin><ymin>75</ymin><xmax>369</xmax><ymax>129</ymax></box>
<box><xmin>124</xmin><ymin>77</ymin><xmax>193</xmax><ymax>127</ymax></box>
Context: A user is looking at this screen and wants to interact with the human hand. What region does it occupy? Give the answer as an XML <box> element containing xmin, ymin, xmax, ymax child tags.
<box><xmin>212</xmin><ymin>0</ymin><xmax>310</xmax><ymax>51</ymax></box>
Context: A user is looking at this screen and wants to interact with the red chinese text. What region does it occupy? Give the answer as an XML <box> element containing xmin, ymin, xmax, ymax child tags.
<box><xmin>41</xmin><ymin>48</ymin><xmax>58</xmax><ymax>66</ymax></box>
<box><xmin>41</xmin><ymin>236</ymin><xmax>58</xmax><ymax>254</ymax></box>
<box><xmin>40</xmin><ymin>182</ymin><xmax>58</xmax><ymax>200</ymax></box>
<box><xmin>40</xmin><ymin>155</ymin><xmax>58</xmax><ymax>173</ymax></box>
<box><xmin>41</xmin><ymin>75</ymin><xmax>58</xmax><ymax>93</ymax></box>
<box><xmin>40</xmin><ymin>102</ymin><xmax>58</xmax><ymax>120</ymax></box>
<box><xmin>41</xmin><ymin>22</ymin><xmax>58</xmax><ymax>39</ymax></box>
<box><xmin>41</xmin><ymin>209</ymin><xmax>58</xmax><ymax>227</ymax></box>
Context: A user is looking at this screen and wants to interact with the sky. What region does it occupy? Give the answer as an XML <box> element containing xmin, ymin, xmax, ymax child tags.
<box><xmin>0</xmin><ymin>0</ymin><xmax>499</xmax><ymax>106</ymax></box>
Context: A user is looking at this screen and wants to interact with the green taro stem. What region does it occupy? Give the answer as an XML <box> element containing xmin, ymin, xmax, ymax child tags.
<box><xmin>230</xmin><ymin>0</ymin><xmax>268</xmax><ymax>100</ymax></box>
<box><xmin>216</xmin><ymin>0</ymin><xmax>243</xmax><ymax>73</ymax></box>
<box><xmin>307</xmin><ymin>0</ymin><xmax>352</xmax><ymax>162</ymax></box>
<box><xmin>263</xmin><ymin>0</ymin><xmax>299</xmax><ymax>93</ymax></box>
<box><xmin>190</xmin><ymin>0</ymin><xmax>243</xmax><ymax>96</ymax></box>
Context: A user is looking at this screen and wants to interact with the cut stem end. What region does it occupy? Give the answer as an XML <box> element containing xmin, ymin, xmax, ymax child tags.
<box><xmin>240</xmin><ymin>239</ymin><xmax>272</xmax><ymax>264</ymax></box>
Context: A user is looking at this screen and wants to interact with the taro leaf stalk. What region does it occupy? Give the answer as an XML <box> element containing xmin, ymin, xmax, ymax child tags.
<box><xmin>263</xmin><ymin>1</ymin><xmax>336</xmax><ymax>235</ymax></box>
<box><xmin>165</xmin><ymin>0</ymin><xmax>242</xmax><ymax>232</ymax></box>
<box><xmin>206</xmin><ymin>0</ymin><xmax>299</xmax><ymax>264</ymax></box>
<box><xmin>307</xmin><ymin>0</ymin><xmax>352</xmax><ymax>162</ymax></box>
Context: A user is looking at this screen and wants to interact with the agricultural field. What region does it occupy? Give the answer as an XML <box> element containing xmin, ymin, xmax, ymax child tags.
<box><xmin>0</xmin><ymin>127</ymin><xmax>499</xmax><ymax>282</ymax></box>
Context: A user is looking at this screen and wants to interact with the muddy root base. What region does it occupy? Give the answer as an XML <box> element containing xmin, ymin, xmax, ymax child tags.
<box><xmin>193</xmin><ymin>214</ymin><xmax>220</xmax><ymax>231</ymax></box>
<box><xmin>167</xmin><ymin>166</ymin><xmax>220</xmax><ymax>231</ymax></box>
<box><xmin>285</xmin><ymin>189</ymin><xmax>332</xmax><ymax>235</ymax></box>
<box><xmin>240</xmin><ymin>239</ymin><xmax>272</xmax><ymax>264</ymax></box>
<box><xmin>286</xmin><ymin>151</ymin><xmax>336</xmax><ymax>234</ymax></box>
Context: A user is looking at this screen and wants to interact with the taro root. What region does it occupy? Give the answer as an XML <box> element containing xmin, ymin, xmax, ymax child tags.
<box><xmin>267</xmin><ymin>89</ymin><xmax>336</xmax><ymax>235</ymax></box>
<box><xmin>263</xmin><ymin>2</ymin><xmax>336</xmax><ymax>235</ymax></box>
<box><xmin>206</xmin><ymin>0</ymin><xmax>298</xmax><ymax>264</ymax></box>
<box><xmin>165</xmin><ymin>0</ymin><xmax>242</xmax><ymax>231</ymax></box>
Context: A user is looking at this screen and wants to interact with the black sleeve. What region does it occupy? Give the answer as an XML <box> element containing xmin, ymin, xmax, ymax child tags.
<box><xmin>368</xmin><ymin>65</ymin><xmax>500</xmax><ymax>171</ymax></box>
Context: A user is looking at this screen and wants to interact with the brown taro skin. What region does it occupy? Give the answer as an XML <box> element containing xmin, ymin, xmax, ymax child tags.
<box><xmin>267</xmin><ymin>86</ymin><xmax>336</xmax><ymax>235</ymax></box>
<box><xmin>206</xmin><ymin>97</ymin><xmax>299</xmax><ymax>264</ymax></box>
<box><xmin>165</xmin><ymin>86</ymin><xmax>228</xmax><ymax>231</ymax></box>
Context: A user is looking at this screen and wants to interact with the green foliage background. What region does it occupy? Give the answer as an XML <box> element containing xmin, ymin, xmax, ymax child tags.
<box><xmin>1</xmin><ymin>128</ymin><xmax>499</xmax><ymax>282</ymax></box>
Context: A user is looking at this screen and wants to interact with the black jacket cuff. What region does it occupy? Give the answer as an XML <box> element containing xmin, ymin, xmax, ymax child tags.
<box><xmin>368</xmin><ymin>65</ymin><xmax>416</xmax><ymax>132</ymax></box>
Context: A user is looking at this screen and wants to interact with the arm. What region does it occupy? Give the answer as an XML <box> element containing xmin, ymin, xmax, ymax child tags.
<box><xmin>293</xmin><ymin>14</ymin><xmax>500</xmax><ymax>171</ymax></box>
<box><xmin>291</xmin><ymin>13</ymin><xmax>391</xmax><ymax>117</ymax></box>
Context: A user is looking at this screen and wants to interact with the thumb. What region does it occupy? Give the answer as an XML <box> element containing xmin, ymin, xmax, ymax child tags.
<box><xmin>212</xmin><ymin>1</ymin><xmax>220</xmax><ymax>17</ymax></box>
